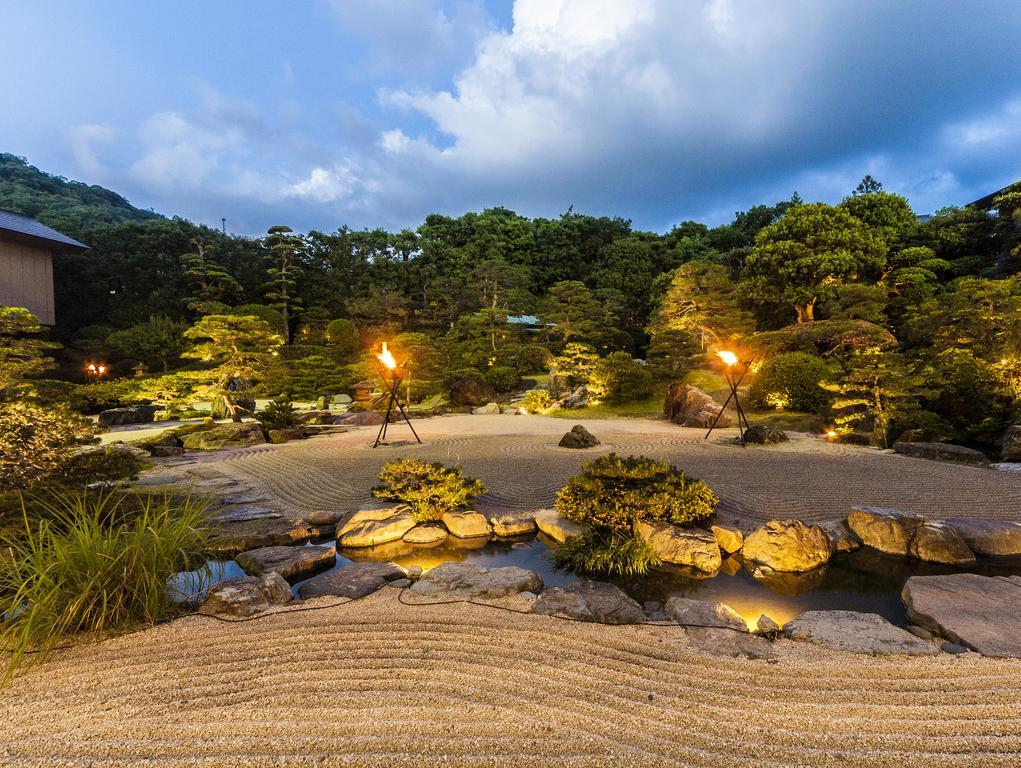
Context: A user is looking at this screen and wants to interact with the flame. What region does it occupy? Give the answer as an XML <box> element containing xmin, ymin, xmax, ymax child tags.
<box><xmin>377</xmin><ymin>342</ymin><xmax>397</xmax><ymax>370</ymax></box>
<box><xmin>717</xmin><ymin>350</ymin><xmax>738</xmax><ymax>367</ymax></box>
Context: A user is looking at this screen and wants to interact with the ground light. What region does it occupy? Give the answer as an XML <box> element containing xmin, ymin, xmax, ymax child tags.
<box><xmin>372</xmin><ymin>341</ymin><xmax>423</xmax><ymax>448</ymax></box>
<box><xmin>704</xmin><ymin>350</ymin><xmax>752</xmax><ymax>445</ymax></box>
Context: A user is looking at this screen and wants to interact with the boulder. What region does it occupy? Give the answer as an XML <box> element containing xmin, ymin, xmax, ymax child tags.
<box><xmin>941</xmin><ymin>518</ymin><xmax>1021</xmax><ymax>556</ymax></box>
<box><xmin>755</xmin><ymin>615</ymin><xmax>781</xmax><ymax>635</ymax></box>
<box><xmin>198</xmin><ymin>573</ymin><xmax>291</xmax><ymax>618</ymax></box>
<box><xmin>296</xmin><ymin>410</ymin><xmax>333</xmax><ymax>425</ymax></box>
<box><xmin>663</xmin><ymin>383</ymin><xmax>730</xmax><ymax>428</ymax></box>
<box><xmin>488</xmin><ymin>512</ymin><xmax>537</xmax><ymax>537</ymax></box>
<box><xmin>441</xmin><ymin>510</ymin><xmax>491</xmax><ymax>539</ymax></box>
<box><xmin>150</xmin><ymin>444</ymin><xmax>184</xmax><ymax>457</ymax></box>
<box><xmin>782</xmin><ymin>610</ymin><xmax>938</xmax><ymax>656</ymax></box>
<box><xmin>449</xmin><ymin>376</ymin><xmax>497</xmax><ymax>407</ymax></box>
<box><xmin>741</xmin><ymin>520</ymin><xmax>831</xmax><ymax>573</ymax></box>
<box><xmin>533</xmin><ymin>509</ymin><xmax>583</xmax><ymax>543</ymax></box>
<box><xmin>664</xmin><ymin>596</ymin><xmax>746</xmax><ymax>631</ymax></box>
<box><xmin>908</xmin><ymin>522</ymin><xmax>975</xmax><ymax>566</ymax></box>
<box><xmin>306</xmin><ymin>509</ymin><xmax>344</xmax><ymax>528</ymax></box>
<box><xmin>892</xmin><ymin>441</ymin><xmax>990</xmax><ymax>466</ymax></box>
<box><xmin>267</xmin><ymin>427</ymin><xmax>306</xmax><ymax>444</ymax></box>
<box><xmin>533</xmin><ymin>580</ymin><xmax>644</xmax><ymax>624</ymax></box>
<box><xmin>558</xmin><ymin>424</ymin><xmax>600</xmax><ymax>449</ymax></box>
<box><xmin>556</xmin><ymin>386</ymin><xmax>590</xmax><ymax>410</ymax></box>
<box><xmin>409</xmin><ymin>562</ymin><xmax>542</xmax><ymax>600</ymax></box>
<box><xmin>1002</xmin><ymin>425</ymin><xmax>1021</xmax><ymax>462</ymax></box>
<box><xmin>402</xmin><ymin>524</ymin><xmax>448</xmax><ymax>545</ymax></box>
<box><xmin>297</xmin><ymin>562</ymin><xmax>408</xmax><ymax>600</ymax></box>
<box><xmin>471</xmin><ymin>402</ymin><xmax>501</xmax><ymax>415</ymax></box>
<box><xmin>339</xmin><ymin>507</ymin><xmax>417</xmax><ymax>548</ymax></box>
<box><xmin>98</xmin><ymin>405</ymin><xmax>157</xmax><ymax>427</ymax></box>
<box><xmin>819</xmin><ymin>521</ymin><xmax>861</xmax><ymax>554</ymax></box>
<box><xmin>635</xmin><ymin>522</ymin><xmax>722</xmax><ymax>574</ymax></box>
<box><xmin>847</xmin><ymin>505</ymin><xmax>925</xmax><ymax>557</ymax></box>
<box><xmin>208</xmin><ymin>514</ymin><xmax>314</xmax><ymax>554</ymax></box>
<box><xmin>235</xmin><ymin>545</ymin><xmax>336</xmax><ymax>581</ymax></box>
<box><xmin>710</xmin><ymin>523</ymin><xmax>744</xmax><ymax>554</ymax></box>
<box><xmin>902</xmin><ymin>574</ymin><xmax>1021</xmax><ymax>658</ymax></box>
<box><xmin>181</xmin><ymin>422</ymin><xmax>266</xmax><ymax>451</ymax></box>
<box><xmin>743</xmin><ymin>425</ymin><xmax>789</xmax><ymax>445</ymax></box>
<box><xmin>336</xmin><ymin>411</ymin><xmax>387</xmax><ymax>426</ymax></box>
<box><xmin>683</xmin><ymin>627</ymin><xmax>775</xmax><ymax>659</ymax></box>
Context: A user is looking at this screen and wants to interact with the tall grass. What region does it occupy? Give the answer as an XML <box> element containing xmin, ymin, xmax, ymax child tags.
<box><xmin>0</xmin><ymin>491</ymin><xmax>210</xmax><ymax>681</ymax></box>
<box><xmin>552</xmin><ymin>528</ymin><xmax>662</xmax><ymax>577</ymax></box>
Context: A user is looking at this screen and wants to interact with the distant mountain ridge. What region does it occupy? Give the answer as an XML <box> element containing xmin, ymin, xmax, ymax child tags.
<box><xmin>0</xmin><ymin>153</ymin><xmax>161</xmax><ymax>241</ymax></box>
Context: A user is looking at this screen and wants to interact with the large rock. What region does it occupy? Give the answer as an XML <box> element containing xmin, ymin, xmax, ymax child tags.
<box><xmin>664</xmin><ymin>596</ymin><xmax>746</xmax><ymax>631</ymax></box>
<box><xmin>235</xmin><ymin>544</ymin><xmax>336</xmax><ymax>581</ymax></box>
<box><xmin>98</xmin><ymin>405</ymin><xmax>157</xmax><ymax>427</ymax></box>
<box><xmin>683</xmin><ymin>627</ymin><xmax>775</xmax><ymax>659</ymax></box>
<box><xmin>409</xmin><ymin>562</ymin><xmax>542</xmax><ymax>600</ymax></box>
<box><xmin>296</xmin><ymin>410</ymin><xmax>334</xmax><ymax>425</ymax></box>
<box><xmin>741</xmin><ymin>520</ymin><xmax>831</xmax><ymax>573</ymax></box>
<box><xmin>710</xmin><ymin>523</ymin><xmax>744</xmax><ymax>554</ymax></box>
<box><xmin>533</xmin><ymin>509</ymin><xmax>583</xmax><ymax>543</ymax></box>
<box><xmin>208</xmin><ymin>511</ymin><xmax>315</xmax><ymax>554</ymax></box>
<box><xmin>942</xmin><ymin>518</ymin><xmax>1021</xmax><ymax>556</ymax></box>
<box><xmin>892</xmin><ymin>441</ymin><xmax>991</xmax><ymax>466</ymax></box>
<box><xmin>556</xmin><ymin>386</ymin><xmax>590</xmax><ymax>410</ymax></box>
<box><xmin>267</xmin><ymin>427</ymin><xmax>306</xmax><ymax>444</ymax></box>
<box><xmin>663</xmin><ymin>383</ymin><xmax>730</xmax><ymax>428</ymax></box>
<box><xmin>339</xmin><ymin>507</ymin><xmax>417</xmax><ymax>547</ymax></box>
<box><xmin>181</xmin><ymin>422</ymin><xmax>266</xmax><ymax>451</ymax></box>
<box><xmin>558</xmin><ymin>424</ymin><xmax>600</xmax><ymax>449</ymax></box>
<box><xmin>635</xmin><ymin>522</ymin><xmax>722</xmax><ymax>574</ymax></box>
<box><xmin>1002</xmin><ymin>425</ymin><xmax>1021</xmax><ymax>462</ymax></box>
<box><xmin>449</xmin><ymin>376</ymin><xmax>497</xmax><ymax>407</ymax></box>
<box><xmin>402</xmin><ymin>524</ymin><xmax>448</xmax><ymax>545</ymax></box>
<box><xmin>908</xmin><ymin>522</ymin><xmax>975</xmax><ymax>566</ymax></box>
<box><xmin>198</xmin><ymin>573</ymin><xmax>291</xmax><ymax>618</ymax></box>
<box><xmin>298</xmin><ymin>562</ymin><xmax>408</xmax><ymax>600</ymax></box>
<box><xmin>743</xmin><ymin>425</ymin><xmax>789</xmax><ymax>445</ymax></box>
<box><xmin>533</xmin><ymin>580</ymin><xmax>644</xmax><ymax>624</ymax></box>
<box><xmin>488</xmin><ymin>512</ymin><xmax>537</xmax><ymax>537</ymax></box>
<box><xmin>847</xmin><ymin>506</ymin><xmax>925</xmax><ymax>557</ymax></box>
<box><xmin>902</xmin><ymin>574</ymin><xmax>1021</xmax><ymax>658</ymax></box>
<box><xmin>819</xmin><ymin>521</ymin><xmax>861</xmax><ymax>554</ymax></box>
<box><xmin>441</xmin><ymin>510</ymin><xmax>491</xmax><ymax>538</ymax></box>
<box><xmin>782</xmin><ymin>610</ymin><xmax>938</xmax><ymax>656</ymax></box>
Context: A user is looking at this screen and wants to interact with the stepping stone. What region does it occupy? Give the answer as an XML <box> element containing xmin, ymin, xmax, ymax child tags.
<box><xmin>533</xmin><ymin>508</ymin><xmax>582</xmax><ymax>543</ymax></box>
<box><xmin>665</xmin><ymin>596</ymin><xmax>746</xmax><ymax>632</ymax></box>
<box><xmin>339</xmin><ymin>506</ymin><xmax>416</xmax><ymax>547</ymax></box>
<box><xmin>533</xmin><ymin>580</ymin><xmax>644</xmax><ymax>625</ymax></box>
<box><xmin>941</xmin><ymin>518</ymin><xmax>1021</xmax><ymax>556</ymax></box>
<box><xmin>441</xmin><ymin>510</ymin><xmax>491</xmax><ymax>538</ymax></box>
<box><xmin>199</xmin><ymin>573</ymin><xmax>291</xmax><ymax>618</ymax></box>
<box><xmin>211</xmin><ymin>506</ymin><xmax>282</xmax><ymax>523</ymax></box>
<box><xmin>782</xmin><ymin>610</ymin><xmax>937</xmax><ymax>656</ymax></box>
<box><xmin>409</xmin><ymin>562</ymin><xmax>542</xmax><ymax>600</ymax></box>
<box><xmin>298</xmin><ymin>562</ymin><xmax>408</xmax><ymax>600</ymax></box>
<box><xmin>403</xmin><ymin>524</ymin><xmax>448</xmax><ymax>545</ymax></box>
<box><xmin>488</xmin><ymin>512</ymin><xmax>537</xmax><ymax>537</ymax></box>
<box><xmin>636</xmin><ymin>522</ymin><xmax>721</xmax><ymax>574</ymax></box>
<box><xmin>902</xmin><ymin>574</ymin><xmax>1021</xmax><ymax>658</ymax></box>
<box><xmin>236</xmin><ymin>545</ymin><xmax>336</xmax><ymax>581</ymax></box>
<box><xmin>208</xmin><ymin>517</ymin><xmax>315</xmax><ymax>554</ymax></box>
<box><xmin>892</xmin><ymin>441</ymin><xmax>990</xmax><ymax>466</ymax></box>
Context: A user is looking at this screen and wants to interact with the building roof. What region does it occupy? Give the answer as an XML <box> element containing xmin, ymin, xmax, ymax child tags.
<box><xmin>0</xmin><ymin>209</ymin><xmax>88</xmax><ymax>252</ymax></box>
<box><xmin>967</xmin><ymin>181</ymin><xmax>1019</xmax><ymax>211</ymax></box>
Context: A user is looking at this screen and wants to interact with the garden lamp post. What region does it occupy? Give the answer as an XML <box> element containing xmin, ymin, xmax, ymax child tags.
<box><xmin>85</xmin><ymin>362</ymin><xmax>108</xmax><ymax>383</ymax></box>
<box><xmin>704</xmin><ymin>350</ymin><xmax>752</xmax><ymax>446</ymax></box>
<box><xmin>372</xmin><ymin>341</ymin><xmax>422</xmax><ymax>448</ymax></box>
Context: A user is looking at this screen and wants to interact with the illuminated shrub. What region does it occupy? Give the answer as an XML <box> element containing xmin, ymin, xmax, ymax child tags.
<box><xmin>372</xmin><ymin>459</ymin><xmax>487</xmax><ymax>522</ymax></box>
<box><xmin>515</xmin><ymin>344</ymin><xmax>553</xmax><ymax>374</ymax></box>
<box><xmin>588</xmin><ymin>352</ymin><xmax>653</xmax><ymax>403</ymax></box>
<box><xmin>0</xmin><ymin>402</ymin><xmax>98</xmax><ymax>491</ymax></box>
<box><xmin>482</xmin><ymin>365</ymin><xmax>521</xmax><ymax>393</ymax></box>
<box><xmin>521</xmin><ymin>389</ymin><xmax>555</xmax><ymax>413</ymax></box>
<box><xmin>750</xmin><ymin>352</ymin><xmax>832</xmax><ymax>413</ymax></box>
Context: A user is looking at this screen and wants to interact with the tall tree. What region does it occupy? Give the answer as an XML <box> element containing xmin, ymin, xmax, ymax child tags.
<box><xmin>182</xmin><ymin>239</ymin><xmax>242</xmax><ymax>315</ymax></box>
<box><xmin>264</xmin><ymin>225</ymin><xmax>304</xmax><ymax>342</ymax></box>
<box><xmin>0</xmin><ymin>307</ymin><xmax>58</xmax><ymax>400</ymax></box>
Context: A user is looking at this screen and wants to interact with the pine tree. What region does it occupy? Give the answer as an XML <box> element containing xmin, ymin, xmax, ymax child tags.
<box><xmin>264</xmin><ymin>225</ymin><xmax>304</xmax><ymax>342</ymax></box>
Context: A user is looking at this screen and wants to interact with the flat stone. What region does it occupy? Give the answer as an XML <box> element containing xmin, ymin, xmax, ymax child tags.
<box><xmin>782</xmin><ymin>610</ymin><xmax>938</xmax><ymax>656</ymax></box>
<box><xmin>819</xmin><ymin>520</ymin><xmax>861</xmax><ymax>553</ymax></box>
<box><xmin>472</xmin><ymin>402</ymin><xmax>501</xmax><ymax>415</ymax></box>
<box><xmin>892</xmin><ymin>441</ymin><xmax>991</xmax><ymax>466</ymax></box>
<box><xmin>710</xmin><ymin>523</ymin><xmax>744</xmax><ymax>554</ymax></box>
<box><xmin>306</xmin><ymin>510</ymin><xmax>344</xmax><ymax>528</ymax></box>
<box><xmin>664</xmin><ymin>596</ymin><xmax>746</xmax><ymax>632</ymax></box>
<box><xmin>557</xmin><ymin>424</ymin><xmax>600</xmax><ymax>449</ymax></box>
<box><xmin>533</xmin><ymin>509</ymin><xmax>583</xmax><ymax>543</ymax></box>
<box><xmin>297</xmin><ymin>562</ymin><xmax>407</xmax><ymax>600</ymax></box>
<box><xmin>741</xmin><ymin>519</ymin><xmax>831</xmax><ymax>573</ymax></box>
<box><xmin>235</xmin><ymin>545</ymin><xmax>336</xmax><ymax>581</ymax></box>
<box><xmin>902</xmin><ymin>574</ymin><xmax>1021</xmax><ymax>658</ymax></box>
<box><xmin>208</xmin><ymin>517</ymin><xmax>315</xmax><ymax>554</ymax></box>
<box><xmin>402</xmin><ymin>524</ymin><xmax>448</xmax><ymax>545</ymax></box>
<box><xmin>683</xmin><ymin>627</ymin><xmax>775</xmax><ymax>660</ymax></box>
<box><xmin>211</xmin><ymin>506</ymin><xmax>282</xmax><ymax>524</ymax></box>
<box><xmin>339</xmin><ymin>507</ymin><xmax>416</xmax><ymax>547</ymax></box>
<box><xmin>941</xmin><ymin>518</ymin><xmax>1021</xmax><ymax>556</ymax></box>
<box><xmin>635</xmin><ymin>522</ymin><xmax>722</xmax><ymax>574</ymax></box>
<box><xmin>488</xmin><ymin>512</ymin><xmax>537</xmax><ymax>537</ymax></box>
<box><xmin>533</xmin><ymin>580</ymin><xmax>644</xmax><ymax>625</ymax></box>
<box><xmin>181</xmin><ymin>422</ymin><xmax>266</xmax><ymax>451</ymax></box>
<box><xmin>198</xmin><ymin>573</ymin><xmax>291</xmax><ymax>618</ymax></box>
<box><xmin>441</xmin><ymin>510</ymin><xmax>491</xmax><ymax>539</ymax></box>
<box><xmin>150</xmin><ymin>445</ymin><xmax>184</xmax><ymax>457</ymax></box>
<box><xmin>847</xmin><ymin>505</ymin><xmax>925</xmax><ymax>557</ymax></box>
<box><xmin>908</xmin><ymin>521</ymin><xmax>975</xmax><ymax>565</ymax></box>
<box><xmin>409</xmin><ymin>562</ymin><xmax>543</xmax><ymax>601</ymax></box>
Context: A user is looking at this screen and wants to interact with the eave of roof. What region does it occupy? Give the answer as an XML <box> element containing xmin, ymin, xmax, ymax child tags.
<box><xmin>0</xmin><ymin>209</ymin><xmax>88</xmax><ymax>252</ymax></box>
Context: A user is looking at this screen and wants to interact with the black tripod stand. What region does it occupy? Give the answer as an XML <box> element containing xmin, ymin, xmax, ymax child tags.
<box><xmin>373</xmin><ymin>364</ymin><xmax>422</xmax><ymax>447</ymax></box>
<box><xmin>704</xmin><ymin>359</ymin><xmax>752</xmax><ymax>446</ymax></box>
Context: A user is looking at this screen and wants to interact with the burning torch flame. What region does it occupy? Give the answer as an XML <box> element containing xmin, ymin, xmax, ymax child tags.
<box><xmin>377</xmin><ymin>342</ymin><xmax>397</xmax><ymax>371</ymax></box>
<box><xmin>717</xmin><ymin>350</ymin><xmax>738</xmax><ymax>367</ymax></box>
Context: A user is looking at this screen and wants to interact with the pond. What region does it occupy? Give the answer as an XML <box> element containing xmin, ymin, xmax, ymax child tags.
<box><xmin>175</xmin><ymin>535</ymin><xmax>1021</xmax><ymax>628</ymax></box>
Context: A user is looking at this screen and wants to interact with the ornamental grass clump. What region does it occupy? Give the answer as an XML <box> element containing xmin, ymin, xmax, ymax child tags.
<box><xmin>372</xmin><ymin>458</ymin><xmax>486</xmax><ymax>522</ymax></box>
<box><xmin>552</xmin><ymin>453</ymin><xmax>717</xmax><ymax>576</ymax></box>
<box><xmin>0</xmin><ymin>491</ymin><xmax>210</xmax><ymax>681</ymax></box>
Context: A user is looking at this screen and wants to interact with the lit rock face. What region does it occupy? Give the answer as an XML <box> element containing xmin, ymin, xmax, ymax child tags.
<box><xmin>847</xmin><ymin>506</ymin><xmax>977</xmax><ymax>565</ymax></box>
<box><xmin>208</xmin><ymin>509</ymin><xmax>314</xmax><ymax>554</ymax></box>
<box><xmin>710</xmin><ymin>523</ymin><xmax>744</xmax><ymax>554</ymax></box>
<box><xmin>908</xmin><ymin>522</ymin><xmax>975</xmax><ymax>566</ymax></box>
<box><xmin>488</xmin><ymin>512</ymin><xmax>538</xmax><ymax>537</ymax></box>
<box><xmin>441</xmin><ymin>510</ymin><xmax>492</xmax><ymax>539</ymax></box>
<box><xmin>741</xmin><ymin>520</ymin><xmax>831</xmax><ymax>573</ymax></box>
<box><xmin>298</xmin><ymin>562</ymin><xmax>407</xmax><ymax>600</ymax></box>
<box><xmin>665</xmin><ymin>597</ymin><xmax>746</xmax><ymax>632</ymax></box>
<box><xmin>942</xmin><ymin>518</ymin><xmax>1021</xmax><ymax>556</ymax></box>
<box><xmin>783</xmin><ymin>610</ymin><xmax>938</xmax><ymax>656</ymax></box>
<box><xmin>663</xmin><ymin>383</ymin><xmax>730</xmax><ymax>428</ymax></box>
<box><xmin>533</xmin><ymin>580</ymin><xmax>644</xmax><ymax>625</ymax></box>
<box><xmin>819</xmin><ymin>521</ymin><xmax>861</xmax><ymax>554</ymax></box>
<box><xmin>902</xmin><ymin>574</ymin><xmax>1021</xmax><ymax>658</ymax></box>
<box><xmin>635</xmin><ymin>521</ymin><xmax>722</xmax><ymax>574</ymax></box>
<box><xmin>409</xmin><ymin>562</ymin><xmax>542</xmax><ymax>602</ymax></box>
<box><xmin>533</xmin><ymin>509</ymin><xmax>583</xmax><ymax>543</ymax></box>
<box><xmin>235</xmin><ymin>544</ymin><xmax>336</xmax><ymax>581</ymax></box>
<box><xmin>199</xmin><ymin>573</ymin><xmax>291</xmax><ymax>618</ymax></box>
<box><xmin>402</xmin><ymin>524</ymin><xmax>448</xmax><ymax>545</ymax></box>
<box><xmin>338</xmin><ymin>506</ymin><xmax>416</xmax><ymax>547</ymax></box>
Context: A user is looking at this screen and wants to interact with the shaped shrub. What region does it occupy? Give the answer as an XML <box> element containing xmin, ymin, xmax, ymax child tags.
<box><xmin>521</xmin><ymin>389</ymin><xmax>554</xmax><ymax>414</ymax></box>
<box><xmin>372</xmin><ymin>459</ymin><xmax>487</xmax><ymax>522</ymax></box>
<box><xmin>749</xmin><ymin>352</ymin><xmax>832</xmax><ymax>413</ymax></box>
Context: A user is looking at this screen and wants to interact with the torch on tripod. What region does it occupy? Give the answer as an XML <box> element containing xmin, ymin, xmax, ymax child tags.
<box><xmin>373</xmin><ymin>341</ymin><xmax>422</xmax><ymax>448</ymax></box>
<box><xmin>704</xmin><ymin>350</ymin><xmax>752</xmax><ymax>446</ymax></box>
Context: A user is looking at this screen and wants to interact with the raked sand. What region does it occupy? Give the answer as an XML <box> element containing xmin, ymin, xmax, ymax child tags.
<box><xmin>2</xmin><ymin>589</ymin><xmax>1020</xmax><ymax>767</ymax></box>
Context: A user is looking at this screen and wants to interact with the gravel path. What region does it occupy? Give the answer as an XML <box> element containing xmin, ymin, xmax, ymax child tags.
<box><xmin>3</xmin><ymin>590</ymin><xmax>1020</xmax><ymax>767</ymax></box>
<box><xmin>175</xmin><ymin>414</ymin><xmax>1021</xmax><ymax>525</ymax></box>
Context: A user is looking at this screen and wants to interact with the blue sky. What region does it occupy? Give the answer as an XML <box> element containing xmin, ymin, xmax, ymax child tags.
<box><xmin>3</xmin><ymin>0</ymin><xmax>1020</xmax><ymax>235</ymax></box>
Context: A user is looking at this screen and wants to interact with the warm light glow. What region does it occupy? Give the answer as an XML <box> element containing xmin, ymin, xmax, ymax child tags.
<box><xmin>826</xmin><ymin>430</ymin><xmax>838</xmax><ymax>439</ymax></box>
<box><xmin>376</xmin><ymin>341</ymin><xmax>397</xmax><ymax>370</ymax></box>
<box><xmin>717</xmin><ymin>350</ymin><xmax>738</xmax><ymax>367</ymax></box>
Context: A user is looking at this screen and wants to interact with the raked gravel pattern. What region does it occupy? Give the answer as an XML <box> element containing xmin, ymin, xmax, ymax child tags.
<box><xmin>2</xmin><ymin>590</ymin><xmax>1020</xmax><ymax>767</ymax></box>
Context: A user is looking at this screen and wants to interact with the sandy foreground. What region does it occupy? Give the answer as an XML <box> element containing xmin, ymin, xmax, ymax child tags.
<box><xmin>2</xmin><ymin>589</ymin><xmax>1020</xmax><ymax>767</ymax></box>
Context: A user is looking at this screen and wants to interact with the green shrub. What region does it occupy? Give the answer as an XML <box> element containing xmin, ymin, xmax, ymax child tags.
<box><xmin>483</xmin><ymin>365</ymin><xmax>522</xmax><ymax>393</ymax></box>
<box><xmin>522</xmin><ymin>389</ymin><xmax>555</xmax><ymax>414</ymax></box>
<box><xmin>552</xmin><ymin>529</ymin><xmax>660</xmax><ymax>577</ymax></box>
<box><xmin>0</xmin><ymin>491</ymin><xmax>210</xmax><ymax>680</ymax></box>
<box><xmin>69</xmin><ymin>379</ymin><xmax>142</xmax><ymax>414</ymax></box>
<box><xmin>256</xmin><ymin>397</ymin><xmax>300</xmax><ymax>431</ymax></box>
<box><xmin>515</xmin><ymin>344</ymin><xmax>553</xmax><ymax>374</ymax></box>
<box><xmin>588</xmin><ymin>352</ymin><xmax>653</xmax><ymax>403</ymax></box>
<box><xmin>750</xmin><ymin>352</ymin><xmax>832</xmax><ymax>412</ymax></box>
<box><xmin>0</xmin><ymin>402</ymin><xmax>98</xmax><ymax>492</ymax></box>
<box><xmin>60</xmin><ymin>448</ymin><xmax>150</xmax><ymax>485</ymax></box>
<box><xmin>325</xmin><ymin>318</ymin><xmax>360</xmax><ymax>364</ymax></box>
<box><xmin>372</xmin><ymin>459</ymin><xmax>487</xmax><ymax>522</ymax></box>
<box><xmin>550</xmin><ymin>343</ymin><xmax>600</xmax><ymax>390</ymax></box>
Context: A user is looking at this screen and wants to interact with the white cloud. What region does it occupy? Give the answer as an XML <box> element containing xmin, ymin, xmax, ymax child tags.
<box><xmin>282</xmin><ymin>165</ymin><xmax>356</xmax><ymax>202</ymax></box>
<box><xmin>67</xmin><ymin>124</ymin><xmax>116</xmax><ymax>178</ymax></box>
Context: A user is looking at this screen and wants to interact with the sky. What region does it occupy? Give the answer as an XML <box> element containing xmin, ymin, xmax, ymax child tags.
<box><xmin>2</xmin><ymin>0</ymin><xmax>1020</xmax><ymax>236</ymax></box>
